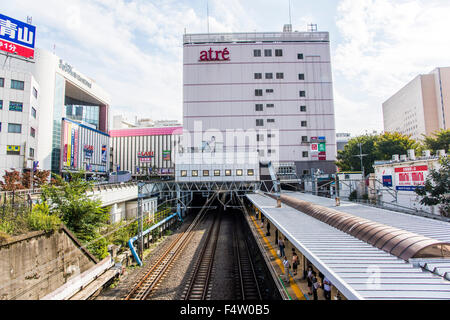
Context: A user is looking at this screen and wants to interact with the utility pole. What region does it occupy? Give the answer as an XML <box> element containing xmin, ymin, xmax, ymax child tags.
<box><xmin>138</xmin><ymin>183</ymin><xmax>144</xmax><ymax>262</ymax></box>
<box><xmin>353</xmin><ymin>143</ymin><xmax>368</xmax><ymax>178</ymax></box>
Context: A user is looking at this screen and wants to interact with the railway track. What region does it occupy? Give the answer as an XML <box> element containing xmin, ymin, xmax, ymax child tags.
<box><xmin>233</xmin><ymin>212</ymin><xmax>262</xmax><ymax>300</ymax></box>
<box><xmin>124</xmin><ymin>193</ymin><xmax>218</xmax><ymax>300</ymax></box>
<box><xmin>183</xmin><ymin>210</ymin><xmax>222</xmax><ymax>300</ymax></box>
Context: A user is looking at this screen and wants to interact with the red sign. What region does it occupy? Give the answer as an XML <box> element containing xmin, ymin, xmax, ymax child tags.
<box><xmin>318</xmin><ymin>152</ymin><xmax>327</xmax><ymax>161</ymax></box>
<box><xmin>394</xmin><ymin>165</ymin><xmax>428</xmax><ymax>173</ymax></box>
<box><xmin>199</xmin><ymin>48</ymin><xmax>230</xmax><ymax>61</ymax></box>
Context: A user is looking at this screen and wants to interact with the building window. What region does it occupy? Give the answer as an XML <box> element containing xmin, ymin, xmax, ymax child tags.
<box><xmin>9</xmin><ymin>101</ymin><xmax>23</xmax><ymax>112</ymax></box>
<box><xmin>192</xmin><ymin>170</ymin><xmax>198</xmax><ymax>177</ymax></box>
<box><xmin>265</xmin><ymin>73</ymin><xmax>273</xmax><ymax>79</ymax></box>
<box><xmin>299</xmin><ymin>91</ymin><xmax>306</xmax><ymax>97</ymax></box>
<box><xmin>276</xmin><ymin>73</ymin><xmax>284</xmax><ymax>79</ymax></box>
<box><xmin>6</xmin><ymin>145</ymin><xmax>21</xmax><ymax>155</ymax></box>
<box><xmin>214</xmin><ymin>170</ymin><xmax>221</xmax><ymax>177</ymax></box>
<box><xmin>255</xmin><ymin>104</ymin><xmax>263</xmax><ymax>111</ymax></box>
<box><xmin>300</xmin><ymin>105</ymin><xmax>307</xmax><ymax>112</ymax></box>
<box><xmin>257</xmin><ymin>134</ymin><xmax>264</xmax><ymax>142</ymax></box>
<box><xmin>267</xmin><ymin>134</ymin><xmax>275</xmax><ymax>138</ymax></box>
<box><xmin>302</xmin><ymin>136</ymin><xmax>308</xmax><ymax>143</ymax></box>
<box><xmin>31</xmin><ymin>107</ymin><xmax>37</xmax><ymax>118</ymax></box>
<box><xmin>11</xmin><ymin>80</ymin><xmax>24</xmax><ymax>90</ymax></box>
<box><xmin>30</xmin><ymin>127</ymin><xmax>36</xmax><ymax>138</ymax></box>
<box><xmin>264</xmin><ymin>49</ymin><xmax>272</xmax><ymax>57</ymax></box>
<box><xmin>29</xmin><ymin>148</ymin><xmax>35</xmax><ymax>158</ymax></box>
<box><xmin>33</xmin><ymin>87</ymin><xmax>38</xmax><ymax>99</ymax></box>
<box><xmin>266</xmin><ymin>104</ymin><xmax>274</xmax><ymax>108</ymax></box>
<box><xmin>298</xmin><ymin>74</ymin><xmax>305</xmax><ymax>80</ymax></box>
<box><xmin>236</xmin><ymin>169</ymin><xmax>243</xmax><ymax>176</ymax></box>
<box><xmin>0</xmin><ymin>100</ymin><xmax>2</xmax><ymax>109</ymax></box>
<box><xmin>0</xmin><ymin>77</ymin><xmax>4</xmax><ymax>87</ymax></box>
<box><xmin>266</xmin><ymin>89</ymin><xmax>274</xmax><ymax>93</ymax></box>
<box><xmin>248</xmin><ymin>169</ymin><xmax>255</xmax><ymax>176</ymax></box>
<box><xmin>302</xmin><ymin>151</ymin><xmax>309</xmax><ymax>158</ymax></box>
<box><xmin>303</xmin><ymin>170</ymin><xmax>309</xmax><ymax>175</ymax></box>
<box><xmin>225</xmin><ymin>170</ymin><xmax>232</xmax><ymax>176</ymax></box>
<box><xmin>275</xmin><ymin>49</ymin><xmax>283</xmax><ymax>57</ymax></box>
<box><xmin>301</xmin><ymin>121</ymin><xmax>307</xmax><ymax>127</ymax></box>
<box><xmin>298</xmin><ymin>53</ymin><xmax>304</xmax><ymax>60</ymax></box>
<box><xmin>256</xmin><ymin>119</ymin><xmax>264</xmax><ymax>126</ymax></box>
<box><xmin>8</xmin><ymin>123</ymin><xmax>22</xmax><ymax>133</ymax></box>
<box><xmin>255</xmin><ymin>89</ymin><xmax>263</xmax><ymax>96</ymax></box>
<box><xmin>254</xmin><ymin>49</ymin><xmax>261</xmax><ymax>57</ymax></box>
<box><xmin>268</xmin><ymin>149</ymin><xmax>276</xmax><ymax>154</ymax></box>
<box><xmin>254</xmin><ymin>73</ymin><xmax>262</xmax><ymax>79</ymax></box>
<box><xmin>181</xmin><ymin>170</ymin><xmax>187</xmax><ymax>177</ymax></box>
<box><xmin>203</xmin><ymin>170</ymin><xmax>209</xmax><ymax>177</ymax></box>
<box><xmin>267</xmin><ymin>119</ymin><xmax>275</xmax><ymax>123</ymax></box>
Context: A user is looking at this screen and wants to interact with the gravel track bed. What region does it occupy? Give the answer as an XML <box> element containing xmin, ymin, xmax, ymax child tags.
<box><xmin>149</xmin><ymin>213</ymin><xmax>215</xmax><ymax>300</ymax></box>
<box><xmin>210</xmin><ymin>212</ymin><xmax>235</xmax><ymax>300</ymax></box>
<box><xmin>95</xmin><ymin>213</ymin><xmax>196</xmax><ymax>300</ymax></box>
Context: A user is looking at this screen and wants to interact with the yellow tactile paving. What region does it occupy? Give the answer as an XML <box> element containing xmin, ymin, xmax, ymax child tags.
<box><xmin>250</xmin><ymin>215</ymin><xmax>306</xmax><ymax>300</ymax></box>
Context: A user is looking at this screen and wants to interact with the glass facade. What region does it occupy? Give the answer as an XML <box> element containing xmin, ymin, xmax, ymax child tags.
<box><xmin>52</xmin><ymin>74</ymin><xmax>65</xmax><ymax>173</ymax></box>
<box><xmin>65</xmin><ymin>97</ymin><xmax>100</xmax><ymax>129</ymax></box>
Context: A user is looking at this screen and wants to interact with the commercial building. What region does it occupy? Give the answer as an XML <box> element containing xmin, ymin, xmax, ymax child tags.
<box><xmin>0</xmin><ymin>67</ymin><xmax>39</xmax><ymax>178</ymax></box>
<box><xmin>336</xmin><ymin>132</ymin><xmax>351</xmax><ymax>151</ymax></box>
<box><xmin>112</xmin><ymin>115</ymin><xmax>182</xmax><ymax>129</ymax></box>
<box><xmin>183</xmin><ymin>26</ymin><xmax>337</xmax><ymax>176</ymax></box>
<box><xmin>0</xmin><ymin>48</ymin><xmax>111</xmax><ymax>178</ymax></box>
<box><xmin>109</xmin><ymin>126</ymin><xmax>182</xmax><ymax>177</ymax></box>
<box><xmin>383</xmin><ymin>67</ymin><xmax>450</xmax><ymax>141</ymax></box>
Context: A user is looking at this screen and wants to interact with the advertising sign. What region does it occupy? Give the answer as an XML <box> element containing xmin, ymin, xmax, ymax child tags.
<box><xmin>199</xmin><ymin>48</ymin><xmax>230</xmax><ymax>61</ymax></box>
<box><xmin>318</xmin><ymin>152</ymin><xmax>327</xmax><ymax>161</ymax></box>
<box><xmin>310</xmin><ymin>143</ymin><xmax>318</xmax><ymax>152</ymax></box>
<box><xmin>101</xmin><ymin>145</ymin><xmax>107</xmax><ymax>163</ymax></box>
<box><xmin>0</xmin><ymin>14</ymin><xmax>36</xmax><ymax>59</ymax></box>
<box><xmin>318</xmin><ymin>143</ymin><xmax>326</xmax><ymax>152</ymax></box>
<box><xmin>382</xmin><ymin>175</ymin><xmax>393</xmax><ymax>187</ymax></box>
<box><xmin>84</xmin><ymin>145</ymin><xmax>94</xmax><ymax>159</ymax></box>
<box><xmin>138</xmin><ymin>151</ymin><xmax>154</xmax><ymax>163</ymax></box>
<box><xmin>163</xmin><ymin>150</ymin><xmax>171</xmax><ymax>161</ymax></box>
<box><xmin>395</xmin><ymin>165</ymin><xmax>428</xmax><ymax>191</ymax></box>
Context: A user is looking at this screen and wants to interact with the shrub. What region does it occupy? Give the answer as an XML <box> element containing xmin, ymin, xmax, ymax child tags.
<box><xmin>27</xmin><ymin>202</ymin><xmax>61</xmax><ymax>232</ymax></box>
<box><xmin>349</xmin><ymin>190</ymin><xmax>358</xmax><ymax>201</ymax></box>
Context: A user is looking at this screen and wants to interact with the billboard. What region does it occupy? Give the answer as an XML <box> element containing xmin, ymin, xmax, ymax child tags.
<box><xmin>395</xmin><ymin>165</ymin><xmax>428</xmax><ymax>191</ymax></box>
<box><xmin>0</xmin><ymin>14</ymin><xmax>36</xmax><ymax>59</ymax></box>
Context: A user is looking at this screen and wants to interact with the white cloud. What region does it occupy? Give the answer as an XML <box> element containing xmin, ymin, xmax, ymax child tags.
<box><xmin>333</xmin><ymin>0</ymin><xmax>450</xmax><ymax>134</ymax></box>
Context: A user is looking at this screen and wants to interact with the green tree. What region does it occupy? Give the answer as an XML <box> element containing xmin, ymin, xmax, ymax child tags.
<box><xmin>336</xmin><ymin>134</ymin><xmax>379</xmax><ymax>174</ymax></box>
<box><xmin>40</xmin><ymin>172</ymin><xmax>110</xmax><ymax>259</ymax></box>
<box><xmin>336</xmin><ymin>132</ymin><xmax>419</xmax><ymax>175</ymax></box>
<box><xmin>375</xmin><ymin>132</ymin><xmax>419</xmax><ymax>160</ymax></box>
<box><xmin>422</xmin><ymin>129</ymin><xmax>450</xmax><ymax>154</ymax></box>
<box><xmin>415</xmin><ymin>157</ymin><xmax>450</xmax><ymax>217</ymax></box>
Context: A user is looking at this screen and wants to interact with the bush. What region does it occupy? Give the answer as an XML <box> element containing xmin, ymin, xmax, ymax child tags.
<box><xmin>87</xmin><ymin>237</ymin><xmax>109</xmax><ymax>260</ymax></box>
<box><xmin>27</xmin><ymin>202</ymin><xmax>61</xmax><ymax>232</ymax></box>
<box><xmin>349</xmin><ymin>190</ymin><xmax>358</xmax><ymax>201</ymax></box>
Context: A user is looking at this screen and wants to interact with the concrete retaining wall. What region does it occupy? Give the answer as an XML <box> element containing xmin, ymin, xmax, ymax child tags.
<box><xmin>0</xmin><ymin>226</ymin><xmax>97</xmax><ymax>300</ymax></box>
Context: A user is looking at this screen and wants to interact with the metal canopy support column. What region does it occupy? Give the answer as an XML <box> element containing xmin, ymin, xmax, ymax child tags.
<box><xmin>138</xmin><ymin>182</ymin><xmax>144</xmax><ymax>262</ymax></box>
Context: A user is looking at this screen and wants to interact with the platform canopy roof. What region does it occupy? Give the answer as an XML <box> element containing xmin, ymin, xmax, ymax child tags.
<box><xmin>246</xmin><ymin>192</ymin><xmax>450</xmax><ymax>300</ymax></box>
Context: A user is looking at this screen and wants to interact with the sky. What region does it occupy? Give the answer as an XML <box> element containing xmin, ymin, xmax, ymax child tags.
<box><xmin>2</xmin><ymin>0</ymin><xmax>450</xmax><ymax>136</ymax></box>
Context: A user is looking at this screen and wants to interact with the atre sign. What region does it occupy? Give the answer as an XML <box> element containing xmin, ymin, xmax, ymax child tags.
<box><xmin>199</xmin><ymin>48</ymin><xmax>230</xmax><ymax>61</ymax></box>
<box><xmin>0</xmin><ymin>13</ymin><xmax>36</xmax><ymax>59</ymax></box>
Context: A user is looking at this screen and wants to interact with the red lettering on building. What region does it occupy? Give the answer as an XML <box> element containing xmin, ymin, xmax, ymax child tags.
<box><xmin>199</xmin><ymin>47</ymin><xmax>230</xmax><ymax>61</ymax></box>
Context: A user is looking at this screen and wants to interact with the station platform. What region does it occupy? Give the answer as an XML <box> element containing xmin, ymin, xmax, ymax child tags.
<box><xmin>246</xmin><ymin>191</ymin><xmax>450</xmax><ymax>300</ymax></box>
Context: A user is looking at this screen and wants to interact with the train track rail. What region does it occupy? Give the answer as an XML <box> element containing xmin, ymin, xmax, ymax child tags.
<box><xmin>183</xmin><ymin>211</ymin><xmax>222</xmax><ymax>300</ymax></box>
<box><xmin>233</xmin><ymin>212</ymin><xmax>262</xmax><ymax>300</ymax></box>
<box><xmin>124</xmin><ymin>193</ymin><xmax>218</xmax><ymax>300</ymax></box>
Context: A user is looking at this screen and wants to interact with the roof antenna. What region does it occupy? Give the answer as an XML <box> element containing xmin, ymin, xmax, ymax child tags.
<box><xmin>288</xmin><ymin>0</ymin><xmax>292</xmax><ymax>26</ymax></box>
<box><xmin>206</xmin><ymin>0</ymin><xmax>210</xmax><ymax>34</ymax></box>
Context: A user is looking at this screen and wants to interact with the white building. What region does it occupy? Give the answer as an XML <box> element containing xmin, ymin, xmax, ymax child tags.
<box><xmin>0</xmin><ymin>68</ymin><xmax>40</xmax><ymax>178</ymax></box>
<box><xmin>183</xmin><ymin>26</ymin><xmax>337</xmax><ymax>176</ymax></box>
<box><xmin>112</xmin><ymin>115</ymin><xmax>182</xmax><ymax>129</ymax></box>
<box><xmin>372</xmin><ymin>150</ymin><xmax>447</xmax><ymax>214</ymax></box>
<box><xmin>0</xmin><ymin>48</ymin><xmax>111</xmax><ymax>178</ymax></box>
<box><xmin>383</xmin><ymin>67</ymin><xmax>450</xmax><ymax>141</ymax></box>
